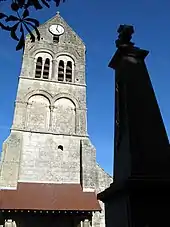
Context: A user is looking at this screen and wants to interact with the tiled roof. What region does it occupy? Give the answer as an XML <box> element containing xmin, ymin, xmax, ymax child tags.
<box><xmin>0</xmin><ymin>182</ymin><xmax>101</xmax><ymax>211</ymax></box>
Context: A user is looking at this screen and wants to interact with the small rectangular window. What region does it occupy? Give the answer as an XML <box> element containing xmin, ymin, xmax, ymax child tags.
<box><xmin>53</xmin><ymin>35</ymin><xmax>59</xmax><ymax>43</ymax></box>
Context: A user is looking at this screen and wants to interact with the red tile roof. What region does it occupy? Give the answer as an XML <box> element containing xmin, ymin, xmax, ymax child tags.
<box><xmin>0</xmin><ymin>182</ymin><xmax>101</xmax><ymax>211</ymax></box>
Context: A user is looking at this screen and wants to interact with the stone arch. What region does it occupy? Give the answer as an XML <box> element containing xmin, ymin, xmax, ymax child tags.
<box><xmin>52</xmin><ymin>93</ymin><xmax>80</xmax><ymax>109</ymax></box>
<box><xmin>34</xmin><ymin>52</ymin><xmax>53</xmax><ymax>80</ymax></box>
<box><xmin>29</xmin><ymin>49</ymin><xmax>54</xmax><ymax>80</ymax></box>
<box><xmin>55</xmin><ymin>52</ymin><xmax>76</xmax><ymax>63</ymax></box>
<box><xmin>55</xmin><ymin>54</ymin><xmax>75</xmax><ymax>83</ymax></box>
<box><xmin>31</xmin><ymin>48</ymin><xmax>55</xmax><ymax>59</ymax></box>
<box><xmin>26</xmin><ymin>94</ymin><xmax>50</xmax><ymax>132</ymax></box>
<box><xmin>25</xmin><ymin>90</ymin><xmax>53</xmax><ymax>105</ymax></box>
<box><xmin>52</xmin><ymin>97</ymin><xmax>76</xmax><ymax>135</ymax></box>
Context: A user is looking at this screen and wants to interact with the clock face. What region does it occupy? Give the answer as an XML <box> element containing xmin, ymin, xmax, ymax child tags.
<box><xmin>49</xmin><ymin>24</ymin><xmax>64</xmax><ymax>36</ymax></box>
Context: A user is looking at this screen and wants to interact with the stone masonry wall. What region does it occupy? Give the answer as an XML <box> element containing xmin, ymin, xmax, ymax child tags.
<box><xmin>0</xmin><ymin>131</ymin><xmax>22</xmax><ymax>188</ymax></box>
<box><xmin>22</xmin><ymin>13</ymin><xmax>86</xmax><ymax>86</ymax></box>
<box><xmin>18</xmin><ymin>132</ymin><xmax>81</xmax><ymax>183</ymax></box>
<box><xmin>93</xmin><ymin>165</ymin><xmax>113</xmax><ymax>227</ymax></box>
<box><xmin>13</xmin><ymin>78</ymin><xmax>87</xmax><ymax>136</ymax></box>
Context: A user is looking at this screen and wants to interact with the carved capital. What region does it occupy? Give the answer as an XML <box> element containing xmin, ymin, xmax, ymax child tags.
<box><xmin>50</xmin><ymin>105</ymin><xmax>55</xmax><ymax>111</ymax></box>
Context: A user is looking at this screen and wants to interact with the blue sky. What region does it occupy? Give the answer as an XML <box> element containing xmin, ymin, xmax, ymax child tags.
<box><xmin>0</xmin><ymin>0</ymin><xmax>170</xmax><ymax>176</ymax></box>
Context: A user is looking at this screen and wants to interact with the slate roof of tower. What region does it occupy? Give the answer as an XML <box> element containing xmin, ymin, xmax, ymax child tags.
<box><xmin>0</xmin><ymin>182</ymin><xmax>101</xmax><ymax>211</ymax></box>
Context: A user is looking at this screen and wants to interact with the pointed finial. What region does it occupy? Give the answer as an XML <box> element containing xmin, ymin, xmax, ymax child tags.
<box><xmin>57</xmin><ymin>11</ymin><xmax>60</xmax><ymax>15</ymax></box>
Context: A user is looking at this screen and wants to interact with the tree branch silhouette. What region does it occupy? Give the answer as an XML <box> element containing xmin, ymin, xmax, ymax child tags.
<box><xmin>0</xmin><ymin>0</ymin><xmax>65</xmax><ymax>50</ymax></box>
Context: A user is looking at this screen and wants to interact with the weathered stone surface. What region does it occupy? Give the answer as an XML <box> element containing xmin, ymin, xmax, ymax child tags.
<box><xmin>0</xmin><ymin>13</ymin><xmax>113</xmax><ymax>227</ymax></box>
<box><xmin>0</xmin><ymin>132</ymin><xmax>22</xmax><ymax>188</ymax></box>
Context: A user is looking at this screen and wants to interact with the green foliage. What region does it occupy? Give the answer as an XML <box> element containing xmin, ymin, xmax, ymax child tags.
<box><xmin>0</xmin><ymin>0</ymin><xmax>65</xmax><ymax>50</ymax></box>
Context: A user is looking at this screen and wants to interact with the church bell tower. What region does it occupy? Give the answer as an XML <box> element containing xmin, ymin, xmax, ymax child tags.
<box><xmin>0</xmin><ymin>13</ymin><xmax>113</xmax><ymax>227</ymax></box>
<box><xmin>0</xmin><ymin>12</ymin><xmax>102</xmax><ymax>189</ymax></box>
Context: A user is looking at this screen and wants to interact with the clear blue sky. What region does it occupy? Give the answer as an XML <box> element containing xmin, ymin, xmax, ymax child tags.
<box><xmin>0</xmin><ymin>0</ymin><xmax>170</xmax><ymax>176</ymax></box>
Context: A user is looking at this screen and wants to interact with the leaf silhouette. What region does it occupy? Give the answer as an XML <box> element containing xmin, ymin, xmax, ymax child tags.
<box><xmin>24</xmin><ymin>0</ymin><xmax>34</xmax><ymax>8</ymax></box>
<box><xmin>0</xmin><ymin>22</ymin><xmax>10</xmax><ymax>30</ymax></box>
<box><xmin>31</xmin><ymin>0</ymin><xmax>43</xmax><ymax>10</ymax></box>
<box><xmin>54</xmin><ymin>0</ymin><xmax>64</xmax><ymax>7</ymax></box>
<box><xmin>16</xmin><ymin>24</ymin><xmax>25</xmax><ymax>50</ymax></box>
<box><xmin>26</xmin><ymin>21</ymin><xmax>40</xmax><ymax>40</ymax></box>
<box><xmin>0</xmin><ymin>13</ymin><xmax>7</xmax><ymax>19</ymax></box>
<box><xmin>10</xmin><ymin>23</ymin><xmax>19</xmax><ymax>41</ymax></box>
<box><xmin>6</xmin><ymin>15</ymin><xmax>19</xmax><ymax>22</ymax></box>
<box><xmin>24</xmin><ymin>17</ymin><xmax>39</xmax><ymax>27</ymax></box>
<box><xmin>23</xmin><ymin>8</ymin><xmax>29</xmax><ymax>18</ymax></box>
<box><xmin>0</xmin><ymin>0</ymin><xmax>65</xmax><ymax>51</ymax></box>
<box><xmin>41</xmin><ymin>0</ymin><xmax>50</xmax><ymax>8</ymax></box>
<box><xmin>11</xmin><ymin>2</ymin><xmax>19</xmax><ymax>11</ymax></box>
<box><xmin>23</xmin><ymin>22</ymin><xmax>35</xmax><ymax>42</ymax></box>
<box><xmin>17</xmin><ymin>0</ymin><xmax>25</xmax><ymax>8</ymax></box>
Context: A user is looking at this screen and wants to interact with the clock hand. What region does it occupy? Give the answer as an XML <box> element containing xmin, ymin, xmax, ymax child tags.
<box><xmin>56</xmin><ymin>25</ymin><xmax>60</xmax><ymax>32</ymax></box>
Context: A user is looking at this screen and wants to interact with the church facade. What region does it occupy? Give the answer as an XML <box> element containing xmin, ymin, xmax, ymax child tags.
<box><xmin>0</xmin><ymin>13</ymin><xmax>112</xmax><ymax>227</ymax></box>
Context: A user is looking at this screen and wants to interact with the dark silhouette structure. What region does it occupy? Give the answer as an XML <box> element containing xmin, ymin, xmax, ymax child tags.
<box><xmin>98</xmin><ymin>25</ymin><xmax>170</xmax><ymax>226</ymax></box>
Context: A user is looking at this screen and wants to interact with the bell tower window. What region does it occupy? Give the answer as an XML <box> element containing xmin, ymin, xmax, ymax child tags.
<box><xmin>56</xmin><ymin>56</ymin><xmax>74</xmax><ymax>83</ymax></box>
<box><xmin>58</xmin><ymin>60</ymin><xmax>64</xmax><ymax>81</ymax></box>
<box><xmin>43</xmin><ymin>58</ymin><xmax>50</xmax><ymax>79</ymax></box>
<box><xmin>34</xmin><ymin>53</ymin><xmax>52</xmax><ymax>80</ymax></box>
<box><xmin>66</xmin><ymin>61</ymin><xmax>72</xmax><ymax>82</ymax></box>
<box><xmin>35</xmin><ymin>57</ymin><xmax>42</xmax><ymax>78</ymax></box>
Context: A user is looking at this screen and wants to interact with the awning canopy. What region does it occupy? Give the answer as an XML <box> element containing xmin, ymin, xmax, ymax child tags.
<box><xmin>0</xmin><ymin>182</ymin><xmax>101</xmax><ymax>211</ymax></box>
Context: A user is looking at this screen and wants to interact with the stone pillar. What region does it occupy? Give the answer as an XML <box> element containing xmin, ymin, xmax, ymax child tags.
<box><xmin>76</xmin><ymin>109</ymin><xmax>87</xmax><ymax>136</ymax></box>
<box><xmin>24</xmin><ymin>102</ymin><xmax>31</xmax><ymax>130</ymax></box>
<box><xmin>83</xmin><ymin>219</ymin><xmax>90</xmax><ymax>227</ymax></box>
<box><xmin>80</xmin><ymin>221</ymin><xmax>83</xmax><ymax>227</ymax></box>
<box><xmin>12</xmin><ymin>101</ymin><xmax>27</xmax><ymax>130</ymax></box>
<box><xmin>52</xmin><ymin>59</ymin><xmax>57</xmax><ymax>80</ymax></box>
<box><xmin>0</xmin><ymin>130</ymin><xmax>22</xmax><ymax>189</ymax></box>
<box><xmin>32</xmin><ymin>57</ymin><xmax>37</xmax><ymax>78</ymax></box>
<box><xmin>75</xmin><ymin>108</ymin><xmax>79</xmax><ymax>134</ymax></box>
<box><xmin>49</xmin><ymin>105</ymin><xmax>54</xmax><ymax>131</ymax></box>
<box><xmin>64</xmin><ymin>60</ymin><xmax>67</xmax><ymax>82</ymax></box>
<box><xmin>41</xmin><ymin>59</ymin><xmax>45</xmax><ymax>78</ymax></box>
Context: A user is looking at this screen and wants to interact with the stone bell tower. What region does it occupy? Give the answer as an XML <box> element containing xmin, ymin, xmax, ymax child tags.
<box><xmin>0</xmin><ymin>12</ymin><xmax>89</xmax><ymax>187</ymax></box>
<box><xmin>0</xmin><ymin>12</ymin><xmax>112</xmax><ymax>227</ymax></box>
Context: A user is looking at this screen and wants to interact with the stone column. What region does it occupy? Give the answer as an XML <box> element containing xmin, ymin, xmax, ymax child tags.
<box><xmin>12</xmin><ymin>101</ymin><xmax>27</xmax><ymax>130</ymax></box>
<box><xmin>24</xmin><ymin>102</ymin><xmax>31</xmax><ymax>130</ymax></box>
<box><xmin>76</xmin><ymin>109</ymin><xmax>87</xmax><ymax>136</ymax></box>
<box><xmin>52</xmin><ymin>59</ymin><xmax>57</xmax><ymax>80</ymax></box>
<box><xmin>83</xmin><ymin>219</ymin><xmax>90</xmax><ymax>227</ymax></box>
<box><xmin>64</xmin><ymin>60</ymin><xmax>67</xmax><ymax>82</ymax></box>
<box><xmin>49</xmin><ymin>105</ymin><xmax>54</xmax><ymax>131</ymax></box>
<box><xmin>30</xmin><ymin>57</ymin><xmax>37</xmax><ymax>78</ymax></box>
<box><xmin>41</xmin><ymin>59</ymin><xmax>45</xmax><ymax>78</ymax></box>
<box><xmin>80</xmin><ymin>221</ymin><xmax>83</xmax><ymax>227</ymax></box>
<box><xmin>75</xmin><ymin>107</ymin><xmax>78</xmax><ymax>134</ymax></box>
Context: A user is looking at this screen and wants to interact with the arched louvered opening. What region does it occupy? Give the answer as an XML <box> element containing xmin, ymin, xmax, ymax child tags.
<box><xmin>35</xmin><ymin>57</ymin><xmax>42</xmax><ymax>78</ymax></box>
<box><xmin>43</xmin><ymin>58</ymin><xmax>50</xmax><ymax>79</ymax></box>
<box><xmin>58</xmin><ymin>60</ymin><xmax>64</xmax><ymax>81</ymax></box>
<box><xmin>66</xmin><ymin>61</ymin><xmax>72</xmax><ymax>82</ymax></box>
